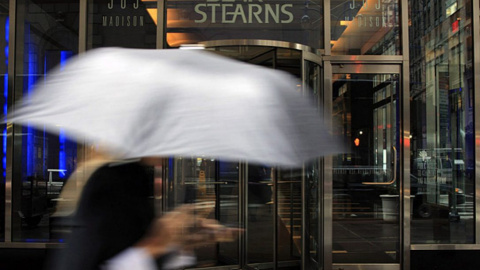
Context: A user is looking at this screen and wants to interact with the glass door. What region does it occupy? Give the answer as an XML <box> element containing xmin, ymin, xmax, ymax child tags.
<box><xmin>165</xmin><ymin>157</ymin><xmax>241</xmax><ymax>267</ymax></box>
<box><xmin>330</xmin><ymin>64</ymin><xmax>402</xmax><ymax>269</ymax></box>
<box><xmin>163</xmin><ymin>43</ymin><xmax>325</xmax><ymax>270</ymax></box>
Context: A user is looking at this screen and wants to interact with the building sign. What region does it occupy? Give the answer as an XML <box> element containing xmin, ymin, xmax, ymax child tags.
<box><xmin>101</xmin><ymin>0</ymin><xmax>152</xmax><ymax>27</ymax></box>
<box><xmin>193</xmin><ymin>0</ymin><xmax>294</xmax><ymax>24</ymax></box>
<box><xmin>342</xmin><ymin>0</ymin><xmax>397</xmax><ymax>28</ymax></box>
<box><xmin>166</xmin><ymin>0</ymin><xmax>324</xmax><ymax>49</ymax></box>
<box><xmin>88</xmin><ymin>0</ymin><xmax>157</xmax><ymax>48</ymax></box>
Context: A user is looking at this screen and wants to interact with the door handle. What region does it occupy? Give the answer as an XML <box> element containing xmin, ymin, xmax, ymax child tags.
<box><xmin>362</xmin><ymin>146</ymin><xmax>397</xmax><ymax>185</ymax></box>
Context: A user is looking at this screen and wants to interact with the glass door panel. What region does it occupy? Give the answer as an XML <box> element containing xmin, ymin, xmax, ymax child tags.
<box><xmin>247</xmin><ymin>164</ymin><xmax>274</xmax><ymax>265</ymax></box>
<box><xmin>304</xmin><ymin>160</ymin><xmax>322</xmax><ymax>269</ymax></box>
<box><xmin>304</xmin><ymin>58</ymin><xmax>323</xmax><ymax>269</ymax></box>
<box><xmin>168</xmin><ymin>157</ymin><xmax>241</xmax><ymax>268</ymax></box>
<box><xmin>217</xmin><ymin>161</ymin><xmax>241</xmax><ymax>265</ymax></box>
<box><xmin>331</xmin><ymin>68</ymin><xmax>401</xmax><ymax>264</ymax></box>
<box><xmin>409</xmin><ymin>1</ymin><xmax>475</xmax><ymax>243</ymax></box>
<box><xmin>275</xmin><ymin>167</ymin><xmax>302</xmax><ymax>269</ymax></box>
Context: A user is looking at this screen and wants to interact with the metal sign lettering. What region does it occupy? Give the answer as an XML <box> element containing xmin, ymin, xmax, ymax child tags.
<box><xmin>194</xmin><ymin>0</ymin><xmax>294</xmax><ymax>24</ymax></box>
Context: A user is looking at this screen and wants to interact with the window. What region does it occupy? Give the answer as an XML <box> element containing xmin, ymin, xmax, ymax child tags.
<box><xmin>12</xmin><ymin>0</ymin><xmax>79</xmax><ymax>242</ymax></box>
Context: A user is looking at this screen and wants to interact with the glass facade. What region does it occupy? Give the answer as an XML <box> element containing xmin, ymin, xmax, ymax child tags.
<box><xmin>0</xmin><ymin>1</ymin><xmax>478</xmax><ymax>270</ymax></box>
<box><xmin>330</xmin><ymin>0</ymin><xmax>400</xmax><ymax>55</ymax></box>
<box><xmin>409</xmin><ymin>0</ymin><xmax>474</xmax><ymax>244</ymax></box>
<box><xmin>11</xmin><ymin>0</ymin><xmax>79</xmax><ymax>242</ymax></box>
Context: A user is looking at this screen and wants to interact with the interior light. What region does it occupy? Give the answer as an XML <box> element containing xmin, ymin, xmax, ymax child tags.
<box><xmin>179</xmin><ymin>44</ymin><xmax>205</xmax><ymax>50</ymax></box>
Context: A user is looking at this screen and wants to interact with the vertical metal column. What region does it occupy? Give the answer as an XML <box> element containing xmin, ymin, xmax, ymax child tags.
<box><xmin>323</xmin><ymin>0</ymin><xmax>332</xmax><ymax>267</ymax></box>
<box><xmin>157</xmin><ymin>0</ymin><xmax>165</xmax><ymax>49</ymax></box>
<box><xmin>75</xmin><ymin>0</ymin><xmax>88</xmax><ymax>232</ymax></box>
<box><xmin>401</xmin><ymin>0</ymin><xmax>411</xmax><ymax>269</ymax></box>
<box><xmin>323</xmin><ymin>0</ymin><xmax>331</xmax><ymax>56</ymax></box>
<box><xmin>5</xmin><ymin>0</ymin><xmax>21</xmax><ymax>244</ymax></box>
<box><xmin>79</xmin><ymin>0</ymin><xmax>87</xmax><ymax>54</ymax></box>
<box><xmin>273</xmin><ymin>49</ymin><xmax>278</xmax><ymax>270</ymax></box>
<box><xmin>4</xmin><ymin>120</ymin><xmax>12</xmax><ymax>243</ymax></box>
<box><xmin>322</xmin><ymin>61</ymin><xmax>333</xmax><ymax>270</ymax></box>
<box><xmin>151</xmin><ymin>159</ymin><xmax>166</xmax><ymax>217</ymax></box>
<box><xmin>301</xmin><ymin>164</ymin><xmax>306</xmax><ymax>270</ymax></box>
<box><xmin>161</xmin><ymin>158</ymin><xmax>168</xmax><ymax>214</ymax></box>
<box><xmin>214</xmin><ymin>160</ymin><xmax>220</xmax><ymax>221</ymax></box>
<box><xmin>303</xmin><ymin>51</ymin><xmax>325</xmax><ymax>269</ymax></box>
<box><xmin>300</xmin><ymin>51</ymin><xmax>306</xmax><ymax>270</ymax></box>
<box><xmin>318</xmin><ymin>157</ymin><xmax>324</xmax><ymax>269</ymax></box>
<box><xmin>273</xmin><ymin>166</ymin><xmax>278</xmax><ymax>270</ymax></box>
<box><xmin>239</xmin><ymin>162</ymin><xmax>247</xmax><ymax>269</ymax></box>
<box><xmin>318</xmin><ymin>61</ymin><xmax>325</xmax><ymax>269</ymax></box>
<box><xmin>4</xmin><ymin>0</ymin><xmax>17</xmax><ymax>244</ymax></box>
<box><xmin>472</xmin><ymin>0</ymin><xmax>480</xmax><ymax>246</ymax></box>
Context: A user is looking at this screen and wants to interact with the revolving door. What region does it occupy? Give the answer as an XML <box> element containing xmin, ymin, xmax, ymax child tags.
<box><xmin>160</xmin><ymin>41</ymin><xmax>325</xmax><ymax>270</ymax></box>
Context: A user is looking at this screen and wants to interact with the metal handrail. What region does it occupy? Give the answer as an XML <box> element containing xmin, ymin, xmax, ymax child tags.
<box><xmin>362</xmin><ymin>146</ymin><xmax>397</xmax><ymax>185</ymax></box>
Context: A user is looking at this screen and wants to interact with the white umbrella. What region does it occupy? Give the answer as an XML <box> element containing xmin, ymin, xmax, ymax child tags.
<box><xmin>8</xmin><ymin>47</ymin><xmax>344</xmax><ymax>167</ymax></box>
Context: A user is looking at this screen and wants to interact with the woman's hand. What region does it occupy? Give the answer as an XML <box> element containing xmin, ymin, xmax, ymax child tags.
<box><xmin>134</xmin><ymin>205</ymin><xmax>195</xmax><ymax>258</ymax></box>
<box><xmin>135</xmin><ymin>204</ymin><xmax>243</xmax><ymax>258</ymax></box>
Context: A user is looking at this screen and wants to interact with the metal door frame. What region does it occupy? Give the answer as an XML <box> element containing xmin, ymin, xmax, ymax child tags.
<box><xmin>302</xmin><ymin>50</ymin><xmax>324</xmax><ymax>270</ymax></box>
<box><xmin>324</xmin><ymin>63</ymin><xmax>409</xmax><ymax>270</ymax></box>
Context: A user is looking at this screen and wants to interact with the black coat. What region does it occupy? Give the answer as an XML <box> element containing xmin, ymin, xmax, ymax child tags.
<box><xmin>48</xmin><ymin>160</ymin><xmax>159</xmax><ymax>270</ymax></box>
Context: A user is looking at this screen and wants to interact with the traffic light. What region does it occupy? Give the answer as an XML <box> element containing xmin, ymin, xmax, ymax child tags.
<box><xmin>354</xmin><ymin>137</ymin><xmax>360</xmax><ymax>147</ymax></box>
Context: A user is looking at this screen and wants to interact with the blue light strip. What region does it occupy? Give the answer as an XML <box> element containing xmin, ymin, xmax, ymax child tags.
<box><xmin>57</xmin><ymin>51</ymin><xmax>71</xmax><ymax>178</ymax></box>
<box><xmin>60</xmin><ymin>51</ymin><xmax>69</xmax><ymax>70</ymax></box>
<box><xmin>43</xmin><ymin>54</ymin><xmax>46</xmax><ymax>174</ymax></box>
<box><xmin>2</xmin><ymin>17</ymin><xmax>8</xmax><ymax>179</ymax></box>
<box><xmin>58</xmin><ymin>128</ymin><xmax>66</xmax><ymax>178</ymax></box>
<box><xmin>26</xmin><ymin>23</ymin><xmax>34</xmax><ymax>177</ymax></box>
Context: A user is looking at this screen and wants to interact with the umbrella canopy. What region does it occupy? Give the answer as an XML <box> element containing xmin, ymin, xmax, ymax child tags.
<box><xmin>8</xmin><ymin>47</ymin><xmax>344</xmax><ymax>167</ymax></box>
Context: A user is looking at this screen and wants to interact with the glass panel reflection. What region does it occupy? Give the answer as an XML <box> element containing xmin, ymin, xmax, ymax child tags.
<box><xmin>206</xmin><ymin>46</ymin><xmax>302</xmax><ymax>79</ymax></box>
<box><xmin>409</xmin><ymin>0</ymin><xmax>474</xmax><ymax>244</ymax></box>
<box><xmin>12</xmin><ymin>0</ymin><xmax>79</xmax><ymax>243</ymax></box>
<box><xmin>304</xmin><ymin>61</ymin><xmax>322</xmax><ymax>268</ymax></box>
<box><xmin>247</xmin><ymin>164</ymin><xmax>274</xmax><ymax>264</ymax></box>
<box><xmin>169</xmin><ymin>157</ymin><xmax>241</xmax><ymax>267</ymax></box>
<box><xmin>247</xmin><ymin>165</ymin><xmax>304</xmax><ymax>269</ymax></box>
<box><xmin>275</xmin><ymin>167</ymin><xmax>301</xmax><ymax>269</ymax></box>
<box><xmin>330</xmin><ymin>0</ymin><xmax>400</xmax><ymax>55</ymax></box>
<box><xmin>332</xmin><ymin>72</ymin><xmax>400</xmax><ymax>263</ymax></box>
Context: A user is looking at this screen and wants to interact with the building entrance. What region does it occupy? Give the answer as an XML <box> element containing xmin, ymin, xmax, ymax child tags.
<box><xmin>161</xmin><ymin>43</ymin><xmax>407</xmax><ymax>270</ymax></box>
<box><xmin>161</xmin><ymin>41</ymin><xmax>324</xmax><ymax>270</ymax></box>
